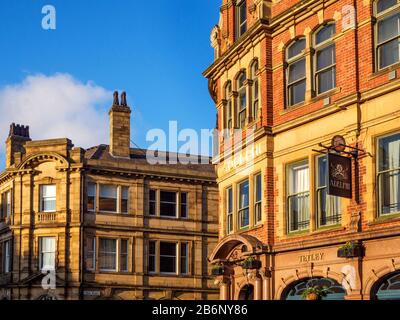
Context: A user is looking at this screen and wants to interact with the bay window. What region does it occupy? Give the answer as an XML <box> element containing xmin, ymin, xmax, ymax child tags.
<box><xmin>238</xmin><ymin>180</ymin><xmax>249</xmax><ymax>229</ymax></box>
<box><xmin>316</xmin><ymin>156</ymin><xmax>341</xmax><ymax>226</ymax></box>
<box><xmin>375</xmin><ymin>0</ymin><xmax>400</xmax><ymax>70</ymax></box>
<box><xmin>378</xmin><ymin>133</ymin><xmax>400</xmax><ymax>215</ymax></box>
<box><xmin>286</xmin><ymin>38</ymin><xmax>306</xmax><ymax>107</ymax></box>
<box><xmin>39</xmin><ymin>237</ymin><xmax>56</xmax><ymax>271</ymax></box>
<box><xmin>287</xmin><ymin>161</ymin><xmax>310</xmax><ymax>232</ymax></box>
<box><xmin>40</xmin><ymin>185</ymin><xmax>56</xmax><ymax>212</ymax></box>
<box><xmin>313</xmin><ymin>24</ymin><xmax>336</xmax><ymax>95</ymax></box>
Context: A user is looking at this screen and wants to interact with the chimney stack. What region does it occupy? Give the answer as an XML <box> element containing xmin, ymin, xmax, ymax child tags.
<box><xmin>6</xmin><ymin>123</ymin><xmax>31</xmax><ymax>168</ymax></box>
<box><xmin>109</xmin><ymin>91</ymin><xmax>131</xmax><ymax>158</ymax></box>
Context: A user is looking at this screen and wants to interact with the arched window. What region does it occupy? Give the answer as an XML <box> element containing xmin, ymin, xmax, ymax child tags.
<box><xmin>313</xmin><ymin>23</ymin><xmax>336</xmax><ymax>95</ymax></box>
<box><xmin>372</xmin><ymin>271</ymin><xmax>400</xmax><ymax>300</ymax></box>
<box><xmin>283</xmin><ymin>277</ymin><xmax>346</xmax><ymax>300</ymax></box>
<box><xmin>250</xmin><ymin>60</ymin><xmax>259</xmax><ymax>120</ymax></box>
<box><xmin>237</xmin><ymin>72</ymin><xmax>247</xmax><ymax>129</ymax></box>
<box><xmin>224</xmin><ymin>82</ymin><xmax>233</xmax><ymax>131</ymax></box>
<box><xmin>236</xmin><ymin>0</ymin><xmax>247</xmax><ymax>40</ymax></box>
<box><xmin>375</xmin><ymin>0</ymin><xmax>400</xmax><ymax>70</ymax></box>
<box><xmin>286</xmin><ymin>38</ymin><xmax>306</xmax><ymax>107</ymax></box>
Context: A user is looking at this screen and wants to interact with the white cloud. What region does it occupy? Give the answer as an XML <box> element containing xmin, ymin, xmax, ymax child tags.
<box><xmin>0</xmin><ymin>73</ymin><xmax>112</xmax><ymax>152</ymax></box>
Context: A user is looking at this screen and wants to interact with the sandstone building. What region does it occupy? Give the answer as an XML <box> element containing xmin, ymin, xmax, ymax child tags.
<box><xmin>0</xmin><ymin>92</ymin><xmax>218</xmax><ymax>300</ymax></box>
<box><xmin>205</xmin><ymin>0</ymin><xmax>400</xmax><ymax>300</ymax></box>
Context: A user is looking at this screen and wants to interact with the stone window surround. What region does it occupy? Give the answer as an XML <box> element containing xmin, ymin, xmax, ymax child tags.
<box><xmin>85</xmin><ymin>235</ymin><xmax>132</xmax><ymax>274</ymax></box>
<box><xmin>147</xmin><ymin>239</ymin><xmax>191</xmax><ymax>276</ymax></box>
<box><xmin>147</xmin><ymin>188</ymin><xmax>189</xmax><ymax>219</ymax></box>
<box><xmin>86</xmin><ymin>181</ymin><xmax>129</xmax><ymax>215</ymax></box>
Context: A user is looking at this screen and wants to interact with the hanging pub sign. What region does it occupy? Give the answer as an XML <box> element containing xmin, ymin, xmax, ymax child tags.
<box><xmin>328</xmin><ymin>153</ymin><xmax>352</xmax><ymax>199</ymax></box>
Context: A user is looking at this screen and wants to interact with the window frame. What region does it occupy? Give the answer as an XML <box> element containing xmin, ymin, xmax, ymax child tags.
<box><xmin>237</xmin><ymin>72</ymin><xmax>247</xmax><ymax>129</ymax></box>
<box><xmin>313</xmin><ymin>23</ymin><xmax>336</xmax><ymax>96</ymax></box>
<box><xmin>286</xmin><ymin>38</ymin><xmax>307</xmax><ymax>107</ymax></box>
<box><xmin>98</xmin><ymin>237</ymin><xmax>118</xmax><ymax>272</ymax></box>
<box><xmin>376</xmin><ymin>132</ymin><xmax>400</xmax><ymax>217</ymax></box>
<box><xmin>40</xmin><ymin>184</ymin><xmax>56</xmax><ymax>213</ymax></box>
<box><xmin>374</xmin><ymin>0</ymin><xmax>400</xmax><ymax>70</ymax></box>
<box><xmin>254</xmin><ymin>173</ymin><xmax>262</xmax><ymax>225</ymax></box>
<box><xmin>86</xmin><ymin>236</ymin><xmax>96</xmax><ymax>271</ymax></box>
<box><xmin>98</xmin><ymin>184</ymin><xmax>118</xmax><ymax>213</ymax></box>
<box><xmin>237</xmin><ymin>179</ymin><xmax>250</xmax><ymax>229</ymax></box>
<box><xmin>286</xmin><ymin>160</ymin><xmax>310</xmax><ymax>233</ymax></box>
<box><xmin>39</xmin><ymin>236</ymin><xmax>56</xmax><ymax>271</ymax></box>
<box><xmin>148</xmin><ymin>240</ymin><xmax>190</xmax><ymax>275</ymax></box>
<box><xmin>315</xmin><ymin>155</ymin><xmax>341</xmax><ymax>227</ymax></box>
<box><xmin>235</xmin><ymin>0</ymin><xmax>247</xmax><ymax>40</ymax></box>
<box><xmin>250</xmin><ymin>61</ymin><xmax>259</xmax><ymax>120</ymax></box>
<box><xmin>2</xmin><ymin>240</ymin><xmax>11</xmax><ymax>274</ymax></box>
<box><xmin>226</xmin><ymin>186</ymin><xmax>234</xmax><ymax>234</ymax></box>
<box><xmin>159</xmin><ymin>241</ymin><xmax>178</xmax><ymax>275</ymax></box>
<box><xmin>148</xmin><ymin>189</ymin><xmax>189</xmax><ymax>219</ymax></box>
<box><xmin>224</xmin><ymin>82</ymin><xmax>233</xmax><ymax>131</ymax></box>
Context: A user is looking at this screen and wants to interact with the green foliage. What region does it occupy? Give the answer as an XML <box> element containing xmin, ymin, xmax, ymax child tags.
<box><xmin>301</xmin><ymin>285</ymin><xmax>330</xmax><ymax>299</ymax></box>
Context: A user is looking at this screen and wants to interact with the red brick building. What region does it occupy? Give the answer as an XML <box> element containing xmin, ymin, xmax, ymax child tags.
<box><xmin>205</xmin><ymin>0</ymin><xmax>400</xmax><ymax>300</ymax></box>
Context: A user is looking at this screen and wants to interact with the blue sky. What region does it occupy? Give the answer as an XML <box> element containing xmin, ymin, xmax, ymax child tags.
<box><xmin>0</xmin><ymin>0</ymin><xmax>220</xmax><ymax>166</ymax></box>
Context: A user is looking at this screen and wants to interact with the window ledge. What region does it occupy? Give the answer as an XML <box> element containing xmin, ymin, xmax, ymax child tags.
<box><xmin>310</xmin><ymin>87</ymin><xmax>341</xmax><ymax>104</ymax></box>
<box><xmin>314</xmin><ymin>224</ymin><xmax>344</xmax><ymax>234</ymax></box>
<box><xmin>286</xmin><ymin>229</ymin><xmax>310</xmax><ymax>238</ymax></box>
<box><xmin>367</xmin><ymin>213</ymin><xmax>400</xmax><ymax>226</ymax></box>
<box><xmin>369</xmin><ymin>62</ymin><xmax>400</xmax><ymax>80</ymax></box>
<box><xmin>95</xmin><ymin>211</ymin><xmax>129</xmax><ymax>216</ymax></box>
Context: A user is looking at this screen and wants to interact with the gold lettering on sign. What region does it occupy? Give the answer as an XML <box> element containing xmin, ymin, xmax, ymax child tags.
<box><xmin>298</xmin><ymin>253</ymin><xmax>325</xmax><ymax>264</ymax></box>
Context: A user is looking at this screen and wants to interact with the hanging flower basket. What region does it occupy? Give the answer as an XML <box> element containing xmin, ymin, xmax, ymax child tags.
<box><xmin>240</xmin><ymin>256</ymin><xmax>261</xmax><ymax>270</ymax></box>
<box><xmin>211</xmin><ymin>264</ymin><xmax>225</xmax><ymax>276</ymax></box>
<box><xmin>301</xmin><ymin>286</ymin><xmax>329</xmax><ymax>301</ymax></box>
<box><xmin>337</xmin><ymin>242</ymin><xmax>363</xmax><ymax>258</ymax></box>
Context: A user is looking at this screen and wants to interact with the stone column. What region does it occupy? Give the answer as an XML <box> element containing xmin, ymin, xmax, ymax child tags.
<box><xmin>254</xmin><ymin>277</ymin><xmax>262</xmax><ymax>300</ymax></box>
<box><xmin>220</xmin><ymin>280</ymin><xmax>231</xmax><ymax>300</ymax></box>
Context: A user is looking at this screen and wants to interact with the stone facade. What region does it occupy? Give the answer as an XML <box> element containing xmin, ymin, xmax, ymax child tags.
<box><xmin>205</xmin><ymin>0</ymin><xmax>400</xmax><ymax>300</ymax></box>
<box><xmin>0</xmin><ymin>93</ymin><xmax>219</xmax><ymax>300</ymax></box>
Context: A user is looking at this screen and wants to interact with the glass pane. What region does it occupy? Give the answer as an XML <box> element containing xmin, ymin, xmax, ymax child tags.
<box><xmin>227</xmin><ymin>188</ymin><xmax>233</xmax><ymax>213</ymax></box>
<box><xmin>238</xmin><ymin>73</ymin><xmax>246</xmax><ymax>88</ymax></box>
<box><xmin>317</xmin><ymin>67</ymin><xmax>336</xmax><ymax>94</ymax></box>
<box><xmin>42</xmin><ymin>185</ymin><xmax>56</xmax><ymax>198</ymax></box>
<box><xmin>239</xmin><ymin>1</ymin><xmax>247</xmax><ymax>25</ymax></box>
<box><xmin>88</xmin><ymin>183</ymin><xmax>96</xmax><ymax>197</ymax></box>
<box><xmin>99</xmin><ymin>238</ymin><xmax>117</xmax><ymax>270</ymax></box>
<box><xmin>99</xmin><ymin>185</ymin><xmax>117</xmax><ymax>212</ymax></box>
<box><xmin>317</xmin><ymin>45</ymin><xmax>335</xmax><ymax>70</ymax></box>
<box><xmin>40</xmin><ymin>237</ymin><xmax>55</xmax><ymax>270</ymax></box>
<box><xmin>377</xmin><ymin>0</ymin><xmax>397</xmax><ymax>13</ymax></box>
<box><xmin>149</xmin><ymin>241</ymin><xmax>156</xmax><ymax>255</ymax></box>
<box><xmin>180</xmin><ymin>192</ymin><xmax>188</xmax><ymax>218</ymax></box>
<box><xmin>42</xmin><ymin>199</ymin><xmax>56</xmax><ymax>212</ymax></box>
<box><xmin>239</xmin><ymin>90</ymin><xmax>247</xmax><ymax>111</ymax></box>
<box><xmin>288</xmin><ymin>59</ymin><xmax>306</xmax><ymax>83</ymax></box>
<box><xmin>291</xmin><ymin>163</ymin><xmax>310</xmax><ymax>194</ymax></box>
<box><xmin>289</xmin><ymin>193</ymin><xmax>310</xmax><ymax>231</ymax></box>
<box><xmin>149</xmin><ymin>255</ymin><xmax>155</xmax><ymax>272</ymax></box>
<box><xmin>379</xmin><ymin>38</ymin><xmax>400</xmax><ymax>69</ymax></box>
<box><xmin>239</xmin><ymin>180</ymin><xmax>249</xmax><ymax>209</ymax></box>
<box><xmin>318</xmin><ymin>189</ymin><xmax>341</xmax><ymax>226</ymax></box>
<box><xmin>239</xmin><ymin>208</ymin><xmax>250</xmax><ymax>227</ymax></box>
<box><xmin>316</xmin><ymin>24</ymin><xmax>335</xmax><ymax>44</ymax></box>
<box><xmin>180</xmin><ymin>243</ymin><xmax>188</xmax><ymax>274</ymax></box>
<box><xmin>120</xmin><ymin>240</ymin><xmax>128</xmax><ymax>271</ymax></box>
<box><xmin>255</xmin><ymin>174</ymin><xmax>262</xmax><ymax>202</ymax></box>
<box><xmin>378</xmin><ymin>14</ymin><xmax>400</xmax><ymax>44</ymax></box>
<box><xmin>379</xmin><ymin>134</ymin><xmax>400</xmax><ymax>171</ymax></box>
<box><xmin>318</xmin><ymin>156</ymin><xmax>328</xmax><ymax>187</ymax></box>
<box><xmin>160</xmin><ymin>242</ymin><xmax>176</xmax><ymax>256</ymax></box>
<box><xmin>288</xmin><ymin>38</ymin><xmax>306</xmax><ymax>58</ymax></box>
<box><xmin>122</xmin><ymin>187</ymin><xmax>129</xmax><ymax>199</ymax></box>
<box><xmin>100</xmin><ymin>185</ymin><xmax>117</xmax><ymax>198</ymax></box>
<box><xmin>380</xmin><ymin>170</ymin><xmax>400</xmax><ymax>214</ymax></box>
<box><xmin>150</xmin><ymin>190</ymin><xmax>156</xmax><ymax>201</ymax></box>
<box><xmin>288</xmin><ymin>80</ymin><xmax>306</xmax><ymax>106</ymax></box>
<box><xmin>160</xmin><ymin>191</ymin><xmax>176</xmax><ymax>203</ymax></box>
<box><xmin>160</xmin><ymin>202</ymin><xmax>176</xmax><ymax>217</ymax></box>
